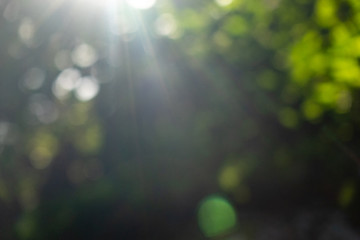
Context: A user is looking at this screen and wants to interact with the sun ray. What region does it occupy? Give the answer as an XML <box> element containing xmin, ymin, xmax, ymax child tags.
<box><xmin>134</xmin><ymin>10</ymin><xmax>172</xmax><ymax>107</ymax></box>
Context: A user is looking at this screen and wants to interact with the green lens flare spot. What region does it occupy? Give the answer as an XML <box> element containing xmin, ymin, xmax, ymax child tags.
<box><xmin>197</xmin><ymin>195</ymin><xmax>237</xmax><ymax>237</ymax></box>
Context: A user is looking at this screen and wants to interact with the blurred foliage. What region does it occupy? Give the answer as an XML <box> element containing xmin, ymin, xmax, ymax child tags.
<box><xmin>197</xmin><ymin>195</ymin><xmax>237</xmax><ymax>237</ymax></box>
<box><xmin>1</xmin><ymin>0</ymin><xmax>360</xmax><ymax>239</ymax></box>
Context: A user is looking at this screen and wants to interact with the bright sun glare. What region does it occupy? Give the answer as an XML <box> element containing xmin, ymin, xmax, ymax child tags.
<box><xmin>126</xmin><ymin>0</ymin><xmax>157</xmax><ymax>9</ymax></box>
<box><xmin>94</xmin><ymin>0</ymin><xmax>157</xmax><ymax>9</ymax></box>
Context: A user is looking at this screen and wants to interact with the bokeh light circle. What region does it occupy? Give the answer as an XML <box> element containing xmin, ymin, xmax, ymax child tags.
<box><xmin>197</xmin><ymin>195</ymin><xmax>237</xmax><ymax>237</ymax></box>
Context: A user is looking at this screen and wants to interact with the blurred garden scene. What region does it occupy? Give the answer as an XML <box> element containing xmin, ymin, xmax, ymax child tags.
<box><xmin>1</xmin><ymin>0</ymin><xmax>360</xmax><ymax>239</ymax></box>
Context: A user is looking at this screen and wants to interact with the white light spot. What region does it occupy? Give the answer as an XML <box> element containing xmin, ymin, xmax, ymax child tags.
<box><xmin>52</xmin><ymin>68</ymin><xmax>81</xmax><ymax>99</ymax></box>
<box><xmin>155</xmin><ymin>14</ymin><xmax>178</xmax><ymax>37</ymax></box>
<box><xmin>18</xmin><ymin>18</ymin><xmax>35</xmax><ymax>46</ymax></box>
<box><xmin>126</xmin><ymin>0</ymin><xmax>156</xmax><ymax>9</ymax></box>
<box><xmin>71</xmin><ymin>43</ymin><xmax>98</xmax><ymax>68</ymax></box>
<box><xmin>75</xmin><ymin>77</ymin><xmax>100</xmax><ymax>102</ymax></box>
<box><xmin>215</xmin><ymin>0</ymin><xmax>233</xmax><ymax>7</ymax></box>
